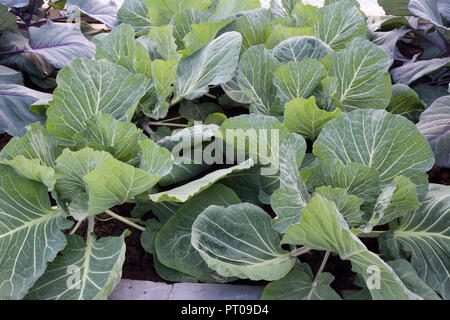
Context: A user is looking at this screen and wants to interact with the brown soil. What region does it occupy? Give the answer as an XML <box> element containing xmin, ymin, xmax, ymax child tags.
<box><xmin>397</xmin><ymin>40</ymin><xmax>423</xmax><ymax>60</ymax></box>
<box><xmin>0</xmin><ymin>134</ymin><xmax>11</xmax><ymax>150</ymax></box>
<box><xmin>428</xmin><ymin>166</ymin><xmax>450</xmax><ymax>185</ymax></box>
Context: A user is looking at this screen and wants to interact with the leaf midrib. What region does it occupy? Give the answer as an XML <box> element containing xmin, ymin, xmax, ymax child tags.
<box><xmin>0</xmin><ymin>209</ymin><xmax>58</xmax><ymax>239</ymax></box>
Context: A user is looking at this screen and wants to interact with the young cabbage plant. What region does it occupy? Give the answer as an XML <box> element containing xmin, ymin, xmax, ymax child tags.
<box><xmin>374</xmin><ymin>0</ymin><xmax>450</xmax><ymax>105</ymax></box>
<box><xmin>188</xmin><ymin>109</ymin><xmax>442</xmax><ymax>300</ymax></box>
<box><xmin>374</xmin><ymin>0</ymin><xmax>450</xmax><ymax>168</ymax></box>
<box><xmin>0</xmin><ymin>1</ymin><xmax>99</xmax><ymax>136</ymax></box>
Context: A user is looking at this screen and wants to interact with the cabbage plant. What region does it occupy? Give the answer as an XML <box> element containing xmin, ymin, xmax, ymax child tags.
<box><xmin>374</xmin><ymin>0</ymin><xmax>450</xmax><ymax>168</ymax></box>
<box><xmin>0</xmin><ymin>0</ymin><xmax>448</xmax><ymax>300</ymax></box>
<box><xmin>373</xmin><ymin>0</ymin><xmax>449</xmax><ymax>108</ymax></box>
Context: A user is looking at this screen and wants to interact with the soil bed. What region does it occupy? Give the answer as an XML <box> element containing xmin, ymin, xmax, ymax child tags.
<box><xmin>0</xmin><ymin>134</ymin><xmax>11</xmax><ymax>150</ymax></box>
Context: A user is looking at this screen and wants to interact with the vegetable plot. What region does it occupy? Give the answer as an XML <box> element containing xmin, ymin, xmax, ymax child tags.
<box><xmin>0</xmin><ymin>0</ymin><xmax>448</xmax><ymax>300</ymax></box>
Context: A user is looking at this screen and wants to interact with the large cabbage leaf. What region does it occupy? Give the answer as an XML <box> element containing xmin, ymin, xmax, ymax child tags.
<box><xmin>0</xmin><ymin>165</ymin><xmax>72</xmax><ymax>300</ymax></box>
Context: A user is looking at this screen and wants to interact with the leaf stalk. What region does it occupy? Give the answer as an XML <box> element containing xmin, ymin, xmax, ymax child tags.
<box><xmin>357</xmin><ymin>230</ymin><xmax>386</xmax><ymax>238</ymax></box>
<box><xmin>148</xmin><ymin>121</ymin><xmax>188</xmax><ymax>128</ymax></box>
<box><xmin>105</xmin><ymin>210</ymin><xmax>146</xmax><ymax>232</ymax></box>
<box><xmin>307</xmin><ymin>251</ymin><xmax>330</xmax><ymax>300</ymax></box>
<box><xmin>69</xmin><ymin>220</ymin><xmax>83</xmax><ymax>235</ymax></box>
<box><xmin>170</xmin><ymin>96</ymin><xmax>182</xmax><ymax>107</ymax></box>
